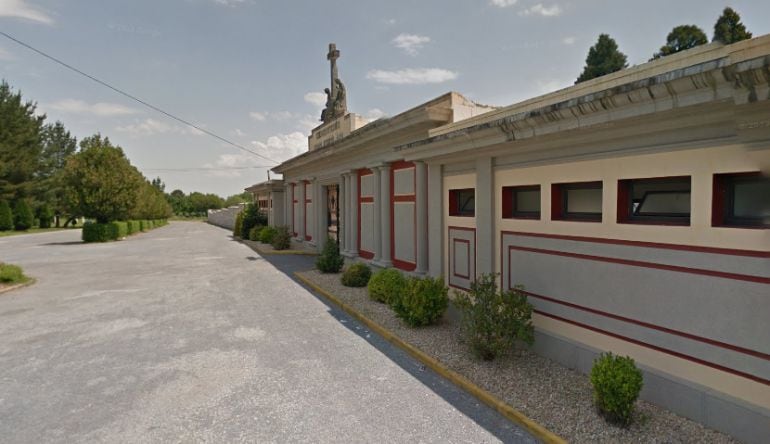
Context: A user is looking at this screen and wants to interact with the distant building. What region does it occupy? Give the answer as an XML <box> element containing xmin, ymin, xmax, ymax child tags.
<box><xmin>249</xmin><ymin>37</ymin><xmax>770</xmax><ymax>442</ymax></box>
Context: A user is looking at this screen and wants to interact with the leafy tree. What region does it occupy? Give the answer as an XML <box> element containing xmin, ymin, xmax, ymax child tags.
<box><xmin>13</xmin><ymin>199</ymin><xmax>34</xmax><ymax>230</ymax></box>
<box><xmin>62</xmin><ymin>134</ymin><xmax>144</xmax><ymax>223</ymax></box>
<box><xmin>132</xmin><ymin>180</ymin><xmax>172</xmax><ymax>219</ymax></box>
<box><xmin>653</xmin><ymin>25</ymin><xmax>708</xmax><ymax>59</ymax></box>
<box><xmin>713</xmin><ymin>7</ymin><xmax>752</xmax><ymax>44</ymax></box>
<box><xmin>37</xmin><ymin>121</ymin><xmax>78</xmax><ymax>225</ymax></box>
<box><xmin>0</xmin><ymin>81</ymin><xmax>44</xmax><ymax>202</ymax></box>
<box><xmin>576</xmin><ymin>34</ymin><xmax>628</xmax><ymax>84</ymax></box>
<box><xmin>224</xmin><ymin>192</ymin><xmax>251</xmax><ymax>207</ymax></box>
<box><xmin>151</xmin><ymin>177</ymin><xmax>165</xmax><ymax>193</ymax></box>
<box><xmin>188</xmin><ymin>192</ymin><xmax>224</xmax><ymax>214</ymax></box>
<box><xmin>0</xmin><ymin>201</ymin><xmax>13</xmax><ymax>231</ymax></box>
<box><xmin>37</xmin><ymin>203</ymin><xmax>54</xmax><ymax>228</ymax></box>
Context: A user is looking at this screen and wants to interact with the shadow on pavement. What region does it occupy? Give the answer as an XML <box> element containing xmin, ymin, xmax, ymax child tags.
<box><xmin>233</xmin><ymin>237</ymin><xmax>536</xmax><ymax>443</ymax></box>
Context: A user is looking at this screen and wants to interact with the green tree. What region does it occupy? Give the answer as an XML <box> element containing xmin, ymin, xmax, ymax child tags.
<box><xmin>0</xmin><ymin>81</ymin><xmax>44</xmax><ymax>202</ymax></box>
<box><xmin>224</xmin><ymin>192</ymin><xmax>251</xmax><ymax>207</ymax></box>
<box><xmin>653</xmin><ymin>25</ymin><xmax>708</xmax><ymax>59</ymax></box>
<box><xmin>151</xmin><ymin>176</ymin><xmax>165</xmax><ymax>193</ymax></box>
<box><xmin>188</xmin><ymin>192</ymin><xmax>224</xmax><ymax>215</ymax></box>
<box><xmin>62</xmin><ymin>134</ymin><xmax>144</xmax><ymax>223</ymax></box>
<box><xmin>576</xmin><ymin>34</ymin><xmax>628</xmax><ymax>84</ymax></box>
<box><xmin>713</xmin><ymin>7</ymin><xmax>752</xmax><ymax>44</ymax></box>
<box><xmin>37</xmin><ymin>121</ymin><xmax>78</xmax><ymax>225</ymax></box>
<box><xmin>37</xmin><ymin>203</ymin><xmax>54</xmax><ymax>228</ymax></box>
<box><xmin>132</xmin><ymin>180</ymin><xmax>172</xmax><ymax>219</ymax></box>
<box><xmin>0</xmin><ymin>200</ymin><xmax>13</xmax><ymax>231</ymax></box>
<box><xmin>13</xmin><ymin>199</ymin><xmax>34</xmax><ymax>230</ymax></box>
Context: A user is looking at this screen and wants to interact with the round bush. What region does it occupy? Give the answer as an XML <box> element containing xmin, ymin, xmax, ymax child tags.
<box><xmin>233</xmin><ymin>211</ymin><xmax>244</xmax><ymax>238</ymax></box>
<box><xmin>0</xmin><ymin>201</ymin><xmax>13</xmax><ymax>231</ymax></box>
<box><xmin>316</xmin><ymin>237</ymin><xmax>344</xmax><ymax>273</ymax></box>
<box><xmin>367</xmin><ymin>268</ymin><xmax>406</xmax><ymax>304</ymax></box>
<box><xmin>248</xmin><ymin>225</ymin><xmax>262</xmax><ymax>241</ymax></box>
<box><xmin>271</xmin><ymin>225</ymin><xmax>291</xmax><ymax>250</ymax></box>
<box><xmin>341</xmin><ymin>263</ymin><xmax>371</xmax><ymax>287</ymax></box>
<box><xmin>392</xmin><ymin>276</ymin><xmax>448</xmax><ymax>327</ymax></box>
<box><xmin>258</xmin><ymin>226</ymin><xmax>278</xmax><ymax>244</ymax></box>
<box><xmin>13</xmin><ymin>200</ymin><xmax>33</xmax><ymax>231</ymax></box>
<box><xmin>37</xmin><ymin>204</ymin><xmax>53</xmax><ymax>229</ymax></box>
<box><xmin>590</xmin><ymin>352</ymin><xmax>644</xmax><ymax>426</ymax></box>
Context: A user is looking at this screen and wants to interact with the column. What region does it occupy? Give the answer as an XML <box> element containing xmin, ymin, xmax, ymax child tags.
<box><xmin>371</xmin><ymin>166</ymin><xmax>382</xmax><ymax>263</ymax></box>
<box><xmin>298</xmin><ymin>180</ymin><xmax>306</xmax><ymax>242</ymax></box>
<box><xmin>476</xmin><ymin>157</ymin><xmax>493</xmax><ymax>275</ymax></box>
<box><xmin>378</xmin><ymin>164</ymin><xmax>392</xmax><ymax>267</ymax></box>
<box><xmin>349</xmin><ymin>170</ymin><xmax>359</xmax><ymax>257</ymax></box>
<box><xmin>316</xmin><ymin>181</ymin><xmax>327</xmax><ymax>252</ymax></box>
<box><xmin>344</xmin><ymin>173</ymin><xmax>353</xmax><ymax>256</ymax></box>
<box><xmin>339</xmin><ymin>174</ymin><xmax>347</xmax><ymax>254</ymax></box>
<box><xmin>427</xmin><ymin>163</ymin><xmax>443</xmax><ymax>277</ymax></box>
<box><xmin>414</xmin><ymin>161</ymin><xmax>428</xmax><ymax>275</ymax></box>
<box><xmin>284</xmin><ymin>184</ymin><xmax>291</xmax><ymax>230</ymax></box>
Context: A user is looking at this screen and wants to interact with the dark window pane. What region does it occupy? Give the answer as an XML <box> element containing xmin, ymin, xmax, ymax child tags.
<box><xmin>515</xmin><ymin>189</ymin><xmax>540</xmax><ymax>213</ymax></box>
<box><xmin>458</xmin><ymin>189</ymin><xmax>475</xmax><ymax>215</ymax></box>
<box><xmin>636</xmin><ymin>191</ymin><xmax>690</xmax><ymax>216</ymax></box>
<box><xmin>733</xmin><ymin>180</ymin><xmax>770</xmax><ymax>219</ymax></box>
<box><xmin>566</xmin><ymin>188</ymin><xmax>602</xmax><ymax>214</ymax></box>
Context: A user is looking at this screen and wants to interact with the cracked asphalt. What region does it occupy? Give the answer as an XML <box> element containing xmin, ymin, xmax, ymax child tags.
<box><xmin>0</xmin><ymin>222</ymin><xmax>535</xmax><ymax>443</ymax></box>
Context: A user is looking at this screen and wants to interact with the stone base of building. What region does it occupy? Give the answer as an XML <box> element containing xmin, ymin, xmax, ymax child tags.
<box><xmin>533</xmin><ymin>329</ymin><xmax>770</xmax><ymax>444</ymax></box>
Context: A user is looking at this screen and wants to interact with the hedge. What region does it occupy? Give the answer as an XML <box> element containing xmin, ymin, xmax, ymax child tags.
<box><xmin>83</xmin><ymin>219</ymin><xmax>167</xmax><ymax>242</ymax></box>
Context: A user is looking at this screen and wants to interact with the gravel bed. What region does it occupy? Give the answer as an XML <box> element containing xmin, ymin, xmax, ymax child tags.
<box><xmin>299</xmin><ymin>269</ymin><xmax>736</xmax><ymax>444</ymax></box>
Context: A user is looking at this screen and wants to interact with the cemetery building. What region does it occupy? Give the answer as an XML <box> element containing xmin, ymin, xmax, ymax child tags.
<box><xmin>251</xmin><ymin>36</ymin><xmax>770</xmax><ymax>442</ymax></box>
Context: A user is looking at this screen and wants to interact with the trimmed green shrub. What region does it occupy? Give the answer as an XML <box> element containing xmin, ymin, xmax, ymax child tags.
<box><xmin>392</xmin><ymin>276</ymin><xmax>448</xmax><ymax>327</ymax></box>
<box><xmin>0</xmin><ymin>201</ymin><xmax>12</xmax><ymax>231</ymax></box>
<box><xmin>248</xmin><ymin>225</ymin><xmax>262</xmax><ymax>241</ymax></box>
<box><xmin>127</xmin><ymin>220</ymin><xmax>141</xmax><ymax>234</ymax></box>
<box><xmin>0</xmin><ymin>263</ymin><xmax>28</xmax><ymax>284</ymax></box>
<box><xmin>111</xmin><ymin>221</ymin><xmax>128</xmax><ymax>238</ymax></box>
<box><xmin>455</xmin><ymin>273</ymin><xmax>534</xmax><ymax>361</ymax></box>
<box><xmin>258</xmin><ymin>226</ymin><xmax>278</xmax><ymax>244</ymax></box>
<box><xmin>82</xmin><ymin>221</ymin><xmax>118</xmax><ymax>242</ymax></box>
<box><xmin>341</xmin><ymin>263</ymin><xmax>371</xmax><ymax>287</ymax></box>
<box><xmin>13</xmin><ymin>200</ymin><xmax>34</xmax><ymax>231</ymax></box>
<box><xmin>37</xmin><ymin>204</ymin><xmax>53</xmax><ymax>229</ymax></box>
<box><xmin>368</xmin><ymin>268</ymin><xmax>406</xmax><ymax>304</ymax></box>
<box><xmin>240</xmin><ymin>203</ymin><xmax>266</xmax><ymax>239</ymax></box>
<box><xmin>316</xmin><ymin>237</ymin><xmax>344</xmax><ymax>273</ymax></box>
<box><xmin>591</xmin><ymin>352</ymin><xmax>644</xmax><ymax>426</ymax></box>
<box><xmin>271</xmin><ymin>225</ymin><xmax>291</xmax><ymax>250</ymax></box>
<box><xmin>233</xmin><ymin>211</ymin><xmax>244</xmax><ymax>238</ymax></box>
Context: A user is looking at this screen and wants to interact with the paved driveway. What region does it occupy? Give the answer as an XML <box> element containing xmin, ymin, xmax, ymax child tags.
<box><xmin>0</xmin><ymin>222</ymin><xmax>534</xmax><ymax>443</ymax></box>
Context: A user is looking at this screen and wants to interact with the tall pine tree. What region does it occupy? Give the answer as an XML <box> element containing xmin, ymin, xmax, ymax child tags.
<box><xmin>713</xmin><ymin>7</ymin><xmax>752</xmax><ymax>44</ymax></box>
<box><xmin>652</xmin><ymin>25</ymin><xmax>708</xmax><ymax>59</ymax></box>
<box><xmin>0</xmin><ymin>81</ymin><xmax>44</xmax><ymax>202</ymax></box>
<box><xmin>576</xmin><ymin>34</ymin><xmax>628</xmax><ymax>84</ymax></box>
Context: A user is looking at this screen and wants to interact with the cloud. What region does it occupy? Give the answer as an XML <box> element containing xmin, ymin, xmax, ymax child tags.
<box><xmin>366</xmin><ymin>68</ymin><xmax>458</xmax><ymax>85</ymax></box>
<box><xmin>383</xmin><ymin>18</ymin><xmax>397</xmax><ymax>25</ymax></box>
<box><xmin>116</xmin><ymin>118</ymin><xmax>204</xmax><ymax>137</ymax></box>
<box><xmin>490</xmin><ymin>0</ymin><xmax>517</xmax><ymax>7</ymax></box>
<box><xmin>233</xmin><ymin>128</ymin><xmax>246</xmax><ymax>137</ymax></box>
<box><xmin>365</xmin><ymin>108</ymin><xmax>386</xmax><ymax>121</ymax></box>
<box><xmin>249</xmin><ymin>111</ymin><xmax>266</xmax><ymax>122</ymax></box>
<box><xmin>249</xmin><ymin>110</ymin><xmax>296</xmax><ymax>122</ymax></box>
<box><xmin>304</xmin><ymin>92</ymin><xmax>326</xmax><ymax>108</ymax></box>
<box><xmin>0</xmin><ymin>0</ymin><xmax>53</xmax><ymax>24</ymax></box>
<box><xmin>47</xmin><ymin>99</ymin><xmax>139</xmax><ymax>116</ymax></box>
<box><xmin>251</xmin><ymin>132</ymin><xmax>307</xmax><ymax>163</ymax></box>
<box><xmin>519</xmin><ymin>3</ymin><xmax>562</xmax><ymax>17</ymax></box>
<box><xmin>392</xmin><ymin>33</ymin><xmax>431</xmax><ymax>56</ymax></box>
<box><xmin>107</xmin><ymin>23</ymin><xmax>161</xmax><ymax>38</ymax></box>
<box><xmin>562</xmin><ymin>36</ymin><xmax>576</xmax><ymax>45</ymax></box>
<box><xmin>211</xmin><ymin>0</ymin><xmax>246</xmax><ymax>6</ymax></box>
<box><xmin>297</xmin><ymin>114</ymin><xmax>320</xmax><ymax>133</ymax></box>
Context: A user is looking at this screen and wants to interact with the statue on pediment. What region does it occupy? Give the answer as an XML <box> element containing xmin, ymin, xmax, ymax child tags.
<box><xmin>321</xmin><ymin>43</ymin><xmax>348</xmax><ymax>123</ymax></box>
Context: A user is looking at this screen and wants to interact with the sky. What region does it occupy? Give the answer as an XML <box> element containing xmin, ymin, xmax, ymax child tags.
<box><xmin>1</xmin><ymin>0</ymin><xmax>769</xmax><ymax>197</ymax></box>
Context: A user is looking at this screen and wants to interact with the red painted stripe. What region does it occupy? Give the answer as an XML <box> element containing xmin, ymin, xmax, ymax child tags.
<box><xmin>393</xmin><ymin>195</ymin><xmax>415</xmax><ymax>202</ymax></box>
<box><xmin>391</xmin><ymin>160</ymin><xmax>414</xmax><ymax>170</ymax></box>
<box><xmin>359</xmin><ymin>250</ymin><xmax>374</xmax><ymax>260</ymax></box>
<box><xmin>501</xmin><ymin>230</ymin><xmax>770</xmax><ymax>258</ymax></box>
<box><xmin>452</xmin><ymin>238</ymin><xmax>471</xmax><ymax>279</ymax></box>
<box><xmin>360</xmin><ymin>197</ymin><xmax>374</xmax><ymax>203</ymax></box>
<box><xmin>508</xmin><ymin>245</ymin><xmax>769</xmax><ymax>284</ymax></box>
<box><xmin>536</xmin><ymin>310</ymin><xmax>770</xmax><ymax>386</ymax></box>
<box><xmin>448</xmin><ymin>226</ymin><xmax>476</xmax><ymax>291</ymax></box>
<box><xmin>522</xmin><ymin>290</ymin><xmax>770</xmax><ymax>362</ymax></box>
<box><xmin>393</xmin><ymin>258</ymin><xmax>416</xmax><ymax>271</ymax></box>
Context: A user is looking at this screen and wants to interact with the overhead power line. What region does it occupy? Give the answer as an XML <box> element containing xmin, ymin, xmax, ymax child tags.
<box><xmin>144</xmin><ymin>166</ymin><xmax>273</xmax><ymax>172</ymax></box>
<box><xmin>0</xmin><ymin>30</ymin><xmax>279</xmax><ymax>165</ymax></box>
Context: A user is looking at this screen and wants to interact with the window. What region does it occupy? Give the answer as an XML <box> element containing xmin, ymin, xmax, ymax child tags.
<box><xmin>552</xmin><ymin>181</ymin><xmax>602</xmax><ymax>222</ymax></box>
<box><xmin>502</xmin><ymin>185</ymin><xmax>541</xmax><ymax>219</ymax></box>
<box><xmin>713</xmin><ymin>173</ymin><xmax>770</xmax><ymax>228</ymax></box>
<box><xmin>449</xmin><ymin>188</ymin><xmax>475</xmax><ymax>217</ymax></box>
<box><xmin>617</xmin><ymin>176</ymin><xmax>691</xmax><ymax>225</ymax></box>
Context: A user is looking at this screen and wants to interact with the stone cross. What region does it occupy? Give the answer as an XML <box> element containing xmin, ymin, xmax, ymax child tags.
<box><xmin>327</xmin><ymin>43</ymin><xmax>340</xmax><ymax>98</ymax></box>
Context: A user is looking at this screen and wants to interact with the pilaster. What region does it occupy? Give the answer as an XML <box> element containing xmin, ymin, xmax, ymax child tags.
<box><xmin>377</xmin><ymin>164</ymin><xmax>392</xmax><ymax>267</ymax></box>
<box><xmin>475</xmin><ymin>157</ymin><xmax>493</xmax><ymax>275</ymax></box>
<box><xmin>427</xmin><ymin>163</ymin><xmax>443</xmax><ymax>278</ymax></box>
<box><xmin>414</xmin><ymin>161</ymin><xmax>428</xmax><ymax>275</ymax></box>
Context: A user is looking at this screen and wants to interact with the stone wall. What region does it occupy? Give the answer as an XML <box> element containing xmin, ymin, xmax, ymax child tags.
<box><xmin>207</xmin><ymin>204</ymin><xmax>244</xmax><ymax>231</ymax></box>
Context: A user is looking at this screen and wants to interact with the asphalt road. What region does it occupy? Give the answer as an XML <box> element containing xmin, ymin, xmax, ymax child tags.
<box><xmin>0</xmin><ymin>222</ymin><xmax>535</xmax><ymax>443</ymax></box>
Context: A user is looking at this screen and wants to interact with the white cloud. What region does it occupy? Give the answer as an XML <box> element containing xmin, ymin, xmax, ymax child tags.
<box><xmin>490</xmin><ymin>0</ymin><xmax>517</xmax><ymax>7</ymax></box>
<box><xmin>562</xmin><ymin>36</ymin><xmax>576</xmax><ymax>45</ymax></box>
<box><xmin>304</xmin><ymin>92</ymin><xmax>326</xmax><ymax>108</ymax></box>
<box><xmin>519</xmin><ymin>3</ymin><xmax>562</xmax><ymax>17</ymax></box>
<box><xmin>47</xmin><ymin>99</ymin><xmax>139</xmax><ymax>117</ymax></box>
<box><xmin>212</xmin><ymin>0</ymin><xmax>246</xmax><ymax>6</ymax></box>
<box><xmin>116</xmin><ymin>118</ymin><xmax>204</xmax><ymax>137</ymax></box>
<box><xmin>0</xmin><ymin>0</ymin><xmax>53</xmax><ymax>24</ymax></box>
<box><xmin>233</xmin><ymin>128</ymin><xmax>246</xmax><ymax>137</ymax></box>
<box><xmin>384</xmin><ymin>18</ymin><xmax>397</xmax><ymax>25</ymax></box>
<box><xmin>271</xmin><ymin>110</ymin><xmax>294</xmax><ymax>120</ymax></box>
<box><xmin>365</xmin><ymin>108</ymin><xmax>386</xmax><ymax>121</ymax></box>
<box><xmin>366</xmin><ymin>68</ymin><xmax>458</xmax><ymax>85</ymax></box>
<box><xmin>251</xmin><ymin>132</ymin><xmax>307</xmax><ymax>163</ymax></box>
<box><xmin>297</xmin><ymin>114</ymin><xmax>320</xmax><ymax>133</ymax></box>
<box><xmin>392</xmin><ymin>33</ymin><xmax>431</xmax><ymax>56</ymax></box>
<box><xmin>249</xmin><ymin>111</ymin><xmax>266</xmax><ymax>122</ymax></box>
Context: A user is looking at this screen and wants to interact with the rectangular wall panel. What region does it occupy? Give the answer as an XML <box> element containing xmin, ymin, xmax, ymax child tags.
<box><xmin>360</xmin><ymin>203</ymin><xmax>375</xmax><ymax>253</ymax></box>
<box><xmin>448</xmin><ymin>227</ymin><xmax>476</xmax><ymax>290</ymax></box>
<box><xmin>360</xmin><ymin>174</ymin><xmax>374</xmax><ymax>198</ymax></box>
<box><xmin>393</xmin><ymin>203</ymin><xmax>415</xmax><ymax>263</ymax></box>
<box><xmin>394</xmin><ymin>168</ymin><xmax>415</xmax><ymax>195</ymax></box>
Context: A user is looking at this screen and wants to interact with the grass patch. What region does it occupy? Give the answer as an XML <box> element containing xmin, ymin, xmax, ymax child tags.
<box><xmin>0</xmin><ymin>227</ymin><xmax>75</xmax><ymax>238</ymax></box>
<box><xmin>0</xmin><ymin>263</ymin><xmax>30</xmax><ymax>285</ymax></box>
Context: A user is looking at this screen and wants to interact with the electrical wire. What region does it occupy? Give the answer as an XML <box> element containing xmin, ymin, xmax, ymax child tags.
<box><xmin>143</xmin><ymin>166</ymin><xmax>273</xmax><ymax>172</ymax></box>
<box><xmin>0</xmin><ymin>30</ymin><xmax>279</xmax><ymax>165</ymax></box>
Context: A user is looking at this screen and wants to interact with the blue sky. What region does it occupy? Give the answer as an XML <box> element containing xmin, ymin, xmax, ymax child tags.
<box><xmin>1</xmin><ymin>0</ymin><xmax>769</xmax><ymax>196</ymax></box>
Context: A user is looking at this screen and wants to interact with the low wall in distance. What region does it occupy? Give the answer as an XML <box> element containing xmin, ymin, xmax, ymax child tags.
<box><xmin>207</xmin><ymin>205</ymin><xmax>244</xmax><ymax>231</ymax></box>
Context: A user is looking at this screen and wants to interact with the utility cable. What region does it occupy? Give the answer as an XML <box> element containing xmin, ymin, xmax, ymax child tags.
<box><xmin>0</xmin><ymin>30</ymin><xmax>279</xmax><ymax>164</ymax></box>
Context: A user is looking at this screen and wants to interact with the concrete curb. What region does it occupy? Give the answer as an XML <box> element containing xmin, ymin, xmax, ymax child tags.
<box><xmin>0</xmin><ymin>278</ymin><xmax>36</xmax><ymax>295</ymax></box>
<box><xmin>293</xmin><ymin>271</ymin><xmax>566</xmax><ymax>444</ymax></box>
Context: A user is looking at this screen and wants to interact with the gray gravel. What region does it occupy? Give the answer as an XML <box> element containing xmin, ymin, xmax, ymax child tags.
<box><xmin>299</xmin><ymin>269</ymin><xmax>738</xmax><ymax>444</ymax></box>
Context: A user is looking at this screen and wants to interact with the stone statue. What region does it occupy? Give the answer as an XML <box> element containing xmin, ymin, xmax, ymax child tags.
<box><xmin>321</xmin><ymin>43</ymin><xmax>348</xmax><ymax>123</ymax></box>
